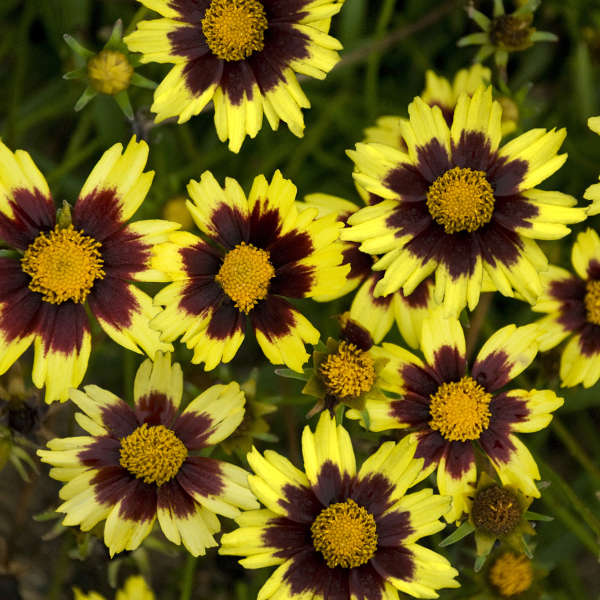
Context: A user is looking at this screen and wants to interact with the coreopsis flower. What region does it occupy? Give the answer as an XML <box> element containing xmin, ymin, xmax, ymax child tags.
<box><xmin>458</xmin><ymin>0</ymin><xmax>557</xmax><ymax>70</ymax></box>
<box><xmin>532</xmin><ymin>228</ymin><xmax>600</xmax><ymax>387</ymax></box>
<box><xmin>302</xmin><ymin>318</ymin><xmax>395</xmax><ymax>415</ymax></box>
<box><xmin>64</xmin><ymin>20</ymin><xmax>156</xmax><ymax>119</ymax></box>
<box><xmin>220</xmin><ymin>411</ymin><xmax>459</xmax><ymax>599</ymax></box>
<box><xmin>304</xmin><ymin>193</ymin><xmax>438</xmax><ymax>348</ymax></box>
<box><xmin>0</xmin><ymin>137</ymin><xmax>175</xmax><ymax>403</ymax></box>
<box><xmin>584</xmin><ymin>115</ymin><xmax>600</xmax><ymax>215</ymax></box>
<box><xmin>124</xmin><ymin>0</ymin><xmax>345</xmax><ymax>153</ymax></box>
<box><xmin>346</xmin><ymin>312</ymin><xmax>563</xmax><ymax>522</ymax></box>
<box><xmin>74</xmin><ymin>575</ymin><xmax>154</xmax><ymax>600</ymax></box>
<box><xmin>343</xmin><ymin>86</ymin><xmax>585</xmax><ymax>315</ymax></box>
<box><xmin>486</xmin><ymin>552</ymin><xmax>538</xmax><ymax>599</ymax></box>
<box><xmin>152</xmin><ymin>171</ymin><xmax>348</xmax><ymax>372</ymax></box>
<box><xmin>37</xmin><ymin>352</ymin><xmax>258</xmax><ymax>556</ymax></box>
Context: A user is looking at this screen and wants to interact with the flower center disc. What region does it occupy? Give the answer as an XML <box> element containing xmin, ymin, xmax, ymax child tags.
<box><xmin>584</xmin><ymin>280</ymin><xmax>600</xmax><ymax>325</ymax></box>
<box><xmin>320</xmin><ymin>342</ymin><xmax>376</xmax><ymax>399</ymax></box>
<box><xmin>215</xmin><ymin>242</ymin><xmax>275</xmax><ymax>313</ymax></box>
<box><xmin>202</xmin><ymin>0</ymin><xmax>268</xmax><ymax>62</ymax></box>
<box><xmin>429</xmin><ymin>375</ymin><xmax>492</xmax><ymax>442</ymax></box>
<box><xmin>311</xmin><ymin>499</ymin><xmax>378</xmax><ymax>569</ymax></box>
<box><xmin>87</xmin><ymin>49</ymin><xmax>134</xmax><ymax>95</ymax></box>
<box><xmin>471</xmin><ymin>485</ymin><xmax>522</xmax><ymax>536</ymax></box>
<box><xmin>21</xmin><ymin>225</ymin><xmax>105</xmax><ymax>304</ymax></box>
<box><xmin>489</xmin><ymin>552</ymin><xmax>533</xmax><ymax>597</ymax></box>
<box><xmin>426</xmin><ymin>166</ymin><xmax>495</xmax><ymax>234</ymax></box>
<box><xmin>119</xmin><ymin>423</ymin><xmax>188</xmax><ymax>487</ymax></box>
<box><xmin>490</xmin><ymin>15</ymin><xmax>534</xmax><ymax>51</ymax></box>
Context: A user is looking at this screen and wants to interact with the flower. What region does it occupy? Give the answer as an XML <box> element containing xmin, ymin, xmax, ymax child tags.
<box><xmin>37</xmin><ymin>352</ymin><xmax>258</xmax><ymax>556</ymax></box>
<box><xmin>302</xmin><ymin>318</ymin><xmax>393</xmax><ymax>415</ymax></box>
<box><xmin>74</xmin><ymin>575</ymin><xmax>154</xmax><ymax>600</ymax></box>
<box><xmin>346</xmin><ymin>312</ymin><xmax>563</xmax><ymax>522</ymax></box>
<box><xmin>64</xmin><ymin>20</ymin><xmax>156</xmax><ymax>119</ymax></box>
<box><xmin>303</xmin><ymin>193</ymin><xmax>438</xmax><ymax>348</ymax></box>
<box><xmin>532</xmin><ymin>228</ymin><xmax>600</xmax><ymax>387</ymax></box>
<box><xmin>458</xmin><ymin>0</ymin><xmax>557</xmax><ymax>71</ymax></box>
<box><xmin>0</xmin><ymin>137</ymin><xmax>175</xmax><ymax>403</ymax></box>
<box><xmin>124</xmin><ymin>0</ymin><xmax>344</xmax><ymax>152</ymax></box>
<box><xmin>152</xmin><ymin>170</ymin><xmax>348</xmax><ymax>372</ymax></box>
<box><xmin>343</xmin><ymin>86</ymin><xmax>586</xmax><ymax>315</ymax></box>
<box><xmin>488</xmin><ymin>552</ymin><xmax>533</xmax><ymax>598</ymax></box>
<box><xmin>584</xmin><ymin>115</ymin><xmax>600</xmax><ymax>215</ymax></box>
<box><xmin>364</xmin><ymin>64</ymin><xmax>517</xmax><ymax>145</ymax></box>
<box><xmin>220</xmin><ymin>411</ymin><xmax>459</xmax><ymax>599</ymax></box>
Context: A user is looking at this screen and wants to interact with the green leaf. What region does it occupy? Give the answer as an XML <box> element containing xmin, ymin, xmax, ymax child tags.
<box><xmin>439</xmin><ymin>521</ymin><xmax>475</xmax><ymax>547</ymax></box>
<box><xmin>524</xmin><ymin>510</ymin><xmax>554</xmax><ymax>522</ymax></box>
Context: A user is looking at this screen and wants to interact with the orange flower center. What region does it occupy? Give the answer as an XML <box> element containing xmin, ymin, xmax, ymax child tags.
<box><xmin>320</xmin><ymin>342</ymin><xmax>376</xmax><ymax>399</ymax></box>
<box><xmin>119</xmin><ymin>424</ymin><xmax>188</xmax><ymax>487</ymax></box>
<box><xmin>426</xmin><ymin>166</ymin><xmax>495</xmax><ymax>234</ymax></box>
<box><xmin>489</xmin><ymin>552</ymin><xmax>533</xmax><ymax>596</ymax></box>
<box><xmin>21</xmin><ymin>225</ymin><xmax>105</xmax><ymax>304</ymax></box>
<box><xmin>87</xmin><ymin>50</ymin><xmax>134</xmax><ymax>95</ymax></box>
<box><xmin>429</xmin><ymin>375</ymin><xmax>492</xmax><ymax>441</ymax></box>
<box><xmin>202</xmin><ymin>0</ymin><xmax>268</xmax><ymax>62</ymax></box>
<box><xmin>584</xmin><ymin>280</ymin><xmax>600</xmax><ymax>325</ymax></box>
<box><xmin>311</xmin><ymin>499</ymin><xmax>378</xmax><ymax>569</ymax></box>
<box><xmin>215</xmin><ymin>242</ymin><xmax>275</xmax><ymax>313</ymax></box>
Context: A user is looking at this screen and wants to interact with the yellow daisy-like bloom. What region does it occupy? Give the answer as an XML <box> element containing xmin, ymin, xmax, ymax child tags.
<box><xmin>151</xmin><ymin>170</ymin><xmax>348</xmax><ymax>373</ymax></box>
<box><xmin>124</xmin><ymin>0</ymin><xmax>345</xmax><ymax>152</ymax></box>
<box><xmin>343</xmin><ymin>86</ymin><xmax>586</xmax><ymax>315</ymax></box>
<box><xmin>0</xmin><ymin>137</ymin><xmax>176</xmax><ymax>403</ymax></box>
<box><xmin>346</xmin><ymin>310</ymin><xmax>563</xmax><ymax>522</ymax></box>
<box><xmin>532</xmin><ymin>228</ymin><xmax>600</xmax><ymax>388</ymax></box>
<box><xmin>489</xmin><ymin>552</ymin><xmax>534</xmax><ymax>597</ymax></box>
<box><xmin>37</xmin><ymin>352</ymin><xmax>258</xmax><ymax>556</ymax></box>
<box><xmin>74</xmin><ymin>575</ymin><xmax>154</xmax><ymax>600</ymax></box>
<box><xmin>303</xmin><ymin>193</ymin><xmax>439</xmax><ymax>348</ymax></box>
<box><xmin>220</xmin><ymin>411</ymin><xmax>459</xmax><ymax>599</ymax></box>
<box><xmin>364</xmin><ymin>64</ymin><xmax>516</xmax><ymax>149</ymax></box>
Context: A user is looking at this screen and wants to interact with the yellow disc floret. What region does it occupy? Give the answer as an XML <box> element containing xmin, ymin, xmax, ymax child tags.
<box><xmin>202</xmin><ymin>0</ymin><xmax>268</xmax><ymax>62</ymax></box>
<box><xmin>119</xmin><ymin>423</ymin><xmax>188</xmax><ymax>487</ymax></box>
<box><xmin>320</xmin><ymin>342</ymin><xmax>376</xmax><ymax>399</ymax></box>
<box><xmin>426</xmin><ymin>166</ymin><xmax>495</xmax><ymax>234</ymax></box>
<box><xmin>21</xmin><ymin>225</ymin><xmax>105</xmax><ymax>304</ymax></box>
<box><xmin>87</xmin><ymin>50</ymin><xmax>134</xmax><ymax>95</ymax></box>
<box><xmin>489</xmin><ymin>552</ymin><xmax>534</xmax><ymax>597</ymax></box>
<box><xmin>429</xmin><ymin>375</ymin><xmax>492</xmax><ymax>442</ymax></box>
<box><xmin>311</xmin><ymin>499</ymin><xmax>378</xmax><ymax>569</ymax></box>
<box><xmin>584</xmin><ymin>280</ymin><xmax>600</xmax><ymax>325</ymax></box>
<box><xmin>215</xmin><ymin>242</ymin><xmax>275</xmax><ymax>313</ymax></box>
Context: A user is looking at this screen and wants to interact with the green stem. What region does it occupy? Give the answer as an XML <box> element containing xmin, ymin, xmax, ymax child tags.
<box><xmin>47</xmin><ymin>535</ymin><xmax>71</xmax><ymax>600</ymax></box>
<box><xmin>179</xmin><ymin>552</ymin><xmax>198</xmax><ymax>600</ymax></box>
<box><xmin>537</xmin><ymin>456</ymin><xmax>600</xmax><ymax>541</ymax></box>
<box><xmin>551</xmin><ymin>417</ymin><xmax>600</xmax><ymax>487</ymax></box>
<box><xmin>364</xmin><ymin>0</ymin><xmax>397</xmax><ymax>119</ymax></box>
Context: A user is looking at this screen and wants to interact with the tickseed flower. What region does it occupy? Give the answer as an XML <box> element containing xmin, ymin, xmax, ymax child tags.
<box><xmin>343</xmin><ymin>86</ymin><xmax>585</xmax><ymax>315</ymax></box>
<box><xmin>365</xmin><ymin>64</ymin><xmax>517</xmax><ymax>147</ymax></box>
<box><xmin>302</xmin><ymin>318</ymin><xmax>392</xmax><ymax>415</ymax></box>
<box><xmin>0</xmin><ymin>137</ymin><xmax>175</xmax><ymax>403</ymax></box>
<box><xmin>303</xmin><ymin>193</ymin><xmax>438</xmax><ymax>348</ymax></box>
<box><xmin>584</xmin><ymin>115</ymin><xmax>600</xmax><ymax>215</ymax></box>
<box><xmin>458</xmin><ymin>0</ymin><xmax>557</xmax><ymax>71</ymax></box>
<box><xmin>64</xmin><ymin>20</ymin><xmax>156</xmax><ymax>119</ymax></box>
<box><xmin>124</xmin><ymin>0</ymin><xmax>344</xmax><ymax>153</ymax></box>
<box><xmin>152</xmin><ymin>171</ymin><xmax>349</xmax><ymax>372</ymax></box>
<box><xmin>488</xmin><ymin>552</ymin><xmax>534</xmax><ymax>598</ymax></box>
<box><xmin>37</xmin><ymin>352</ymin><xmax>258</xmax><ymax>556</ymax></box>
<box><xmin>74</xmin><ymin>575</ymin><xmax>154</xmax><ymax>600</ymax></box>
<box><xmin>532</xmin><ymin>228</ymin><xmax>600</xmax><ymax>388</ymax></box>
<box><xmin>220</xmin><ymin>411</ymin><xmax>459</xmax><ymax>599</ymax></box>
<box><xmin>346</xmin><ymin>312</ymin><xmax>563</xmax><ymax>522</ymax></box>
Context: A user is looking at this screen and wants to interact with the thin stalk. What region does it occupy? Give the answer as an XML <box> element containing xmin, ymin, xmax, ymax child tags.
<box><xmin>551</xmin><ymin>417</ymin><xmax>600</xmax><ymax>487</ymax></box>
<box><xmin>47</xmin><ymin>535</ymin><xmax>71</xmax><ymax>600</ymax></box>
<box><xmin>465</xmin><ymin>292</ymin><xmax>493</xmax><ymax>360</ymax></box>
<box><xmin>364</xmin><ymin>0</ymin><xmax>397</xmax><ymax>119</ymax></box>
<box><xmin>179</xmin><ymin>553</ymin><xmax>198</xmax><ymax>600</ymax></box>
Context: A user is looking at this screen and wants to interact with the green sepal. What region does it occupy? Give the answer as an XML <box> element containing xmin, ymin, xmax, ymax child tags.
<box><xmin>63</xmin><ymin>67</ymin><xmax>87</xmax><ymax>80</ymax></box>
<box><xmin>115</xmin><ymin>90</ymin><xmax>134</xmax><ymax>120</ymax></box>
<box><xmin>524</xmin><ymin>510</ymin><xmax>553</xmax><ymax>522</ymax></box>
<box><xmin>457</xmin><ymin>33</ymin><xmax>489</xmax><ymax>47</ymax></box>
<box><xmin>468</xmin><ymin>7</ymin><xmax>491</xmax><ymax>30</ymax></box>
<box><xmin>74</xmin><ymin>86</ymin><xmax>97</xmax><ymax>111</ymax></box>
<box><xmin>130</xmin><ymin>72</ymin><xmax>157</xmax><ymax>90</ymax></box>
<box><xmin>105</xmin><ymin>19</ymin><xmax>124</xmax><ymax>50</ymax></box>
<box><xmin>63</xmin><ymin>34</ymin><xmax>94</xmax><ymax>59</ymax></box>
<box><xmin>474</xmin><ymin>553</ymin><xmax>489</xmax><ymax>572</ymax></box>
<box><xmin>439</xmin><ymin>520</ymin><xmax>476</xmax><ymax>547</ymax></box>
<box><xmin>276</xmin><ymin>368</ymin><xmax>311</xmax><ymax>382</ymax></box>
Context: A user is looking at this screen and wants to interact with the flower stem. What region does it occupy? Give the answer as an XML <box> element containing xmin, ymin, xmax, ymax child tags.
<box><xmin>179</xmin><ymin>552</ymin><xmax>198</xmax><ymax>600</ymax></box>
